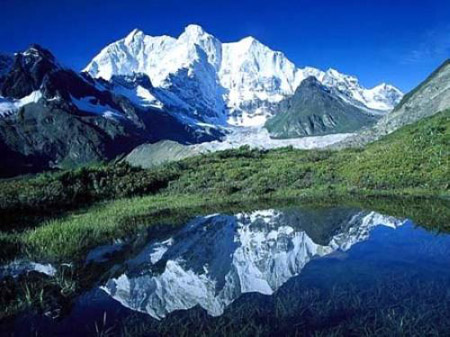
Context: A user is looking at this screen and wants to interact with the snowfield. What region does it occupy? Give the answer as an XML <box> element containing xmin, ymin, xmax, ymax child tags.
<box><xmin>0</xmin><ymin>91</ymin><xmax>42</xmax><ymax>117</ymax></box>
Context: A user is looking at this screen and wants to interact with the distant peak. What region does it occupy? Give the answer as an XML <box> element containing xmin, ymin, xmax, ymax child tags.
<box><xmin>183</xmin><ymin>24</ymin><xmax>207</xmax><ymax>36</ymax></box>
<box><xmin>125</xmin><ymin>28</ymin><xmax>144</xmax><ymax>43</ymax></box>
<box><xmin>374</xmin><ymin>82</ymin><xmax>389</xmax><ymax>90</ymax></box>
<box><xmin>22</xmin><ymin>44</ymin><xmax>55</xmax><ymax>61</ymax></box>
<box><xmin>239</xmin><ymin>36</ymin><xmax>259</xmax><ymax>45</ymax></box>
<box><xmin>27</xmin><ymin>44</ymin><xmax>49</xmax><ymax>53</ymax></box>
<box><xmin>326</xmin><ymin>68</ymin><xmax>358</xmax><ymax>82</ymax></box>
<box><xmin>297</xmin><ymin>76</ymin><xmax>324</xmax><ymax>91</ymax></box>
<box><xmin>234</xmin><ymin>36</ymin><xmax>267</xmax><ymax>52</ymax></box>
<box><xmin>372</xmin><ymin>82</ymin><xmax>402</xmax><ymax>94</ymax></box>
<box><xmin>130</xmin><ymin>28</ymin><xmax>144</xmax><ymax>35</ymax></box>
<box><xmin>326</xmin><ymin>68</ymin><xmax>341</xmax><ymax>76</ymax></box>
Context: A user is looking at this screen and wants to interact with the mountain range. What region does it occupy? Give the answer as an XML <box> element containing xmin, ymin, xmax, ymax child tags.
<box><xmin>124</xmin><ymin>58</ymin><xmax>450</xmax><ymax>168</ymax></box>
<box><xmin>0</xmin><ymin>43</ymin><xmax>220</xmax><ymax>175</ymax></box>
<box><xmin>7</xmin><ymin>24</ymin><xmax>450</xmax><ymax>176</ymax></box>
<box><xmin>85</xmin><ymin>25</ymin><xmax>402</xmax><ymax>127</ymax></box>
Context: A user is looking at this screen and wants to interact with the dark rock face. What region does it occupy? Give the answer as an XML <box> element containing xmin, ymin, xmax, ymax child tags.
<box><xmin>0</xmin><ymin>53</ymin><xmax>13</xmax><ymax>86</ymax></box>
<box><xmin>0</xmin><ymin>45</ymin><xmax>58</xmax><ymax>99</ymax></box>
<box><xmin>265</xmin><ymin>77</ymin><xmax>379</xmax><ymax>138</ymax></box>
<box><xmin>0</xmin><ymin>103</ymin><xmax>134</xmax><ymax>175</ymax></box>
<box><xmin>0</xmin><ymin>45</ymin><xmax>222</xmax><ymax>177</ymax></box>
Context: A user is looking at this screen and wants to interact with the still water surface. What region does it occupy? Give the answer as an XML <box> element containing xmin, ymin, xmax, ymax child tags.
<box><xmin>4</xmin><ymin>205</ymin><xmax>450</xmax><ymax>336</ymax></box>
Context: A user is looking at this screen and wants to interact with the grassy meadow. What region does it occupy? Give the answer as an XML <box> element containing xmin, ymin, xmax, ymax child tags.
<box><xmin>0</xmin><ymin>109</ymin><xmax>448</xmax><ymax>263</ymax></box>
<box><xmin>0</xmin><ymin>110</ymin><xmax>449</xmax><ymax>322</ymax></box>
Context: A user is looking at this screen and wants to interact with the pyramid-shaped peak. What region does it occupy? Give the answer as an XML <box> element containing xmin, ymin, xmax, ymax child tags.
<box><xmin>302</xmin><ymin>76</ymin><xmax>322</xmax><ymax>85</ymax></box>
<box><xmin>26</xmin><ymin>44</ymin><xmax>48</xmax><ymax>52</ymax></box>
<box><xmin>129</xmin><ymin>28</ymin><xmax>144</xmax><ymax>36</ymax></box>
<box><xmin>125</xmin><ymin>28</ymin><xmax>145</xmax><ymax>43</ymax></box>
<box><xmin>179</xmin><ymin>24</ymin><xmax>218</xmax><ymax>42</ymax></box>
<box><xmin>239</xmin><ymin>36</ymin><xmax>261</xmax><ymax>45</ymax></box>
<box><xmin>233</xmin><ymin>36</ymin><xmax>272</xmax><ymax>53</ymax></box>
<box><xmin>23</xmin><ymin>44</ymin><xmax>55</xmax><ymax>58</ymax></box>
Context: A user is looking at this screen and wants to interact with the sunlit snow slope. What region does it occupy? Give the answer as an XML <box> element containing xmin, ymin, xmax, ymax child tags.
<box><xmin>85</xmin><ymin>24</ymin><xmax>403</xmax><ymax>127</ymax></box>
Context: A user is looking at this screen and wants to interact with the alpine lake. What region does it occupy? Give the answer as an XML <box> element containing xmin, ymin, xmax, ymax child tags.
<box><xmin>1</xmin><ymin>196</ymin><xmax>450</xmax><ymax>337</ymax></box>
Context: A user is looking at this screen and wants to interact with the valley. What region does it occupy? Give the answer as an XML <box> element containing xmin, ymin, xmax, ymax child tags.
<box><xmin>1</xmin><ymin>107</ymin><xmax>448</xmax><ymax>263</ymax></box>
<box><xmin>0</xmin><ymin>17</ymin><xmax>449</xmax><ymax>337</ymax></box>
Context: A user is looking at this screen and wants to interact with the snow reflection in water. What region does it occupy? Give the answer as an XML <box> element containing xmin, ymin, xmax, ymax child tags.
<box><xmin>102</xmin><ymin>208</ymin><xmax>405</xmax><ymax>319</ymax></box>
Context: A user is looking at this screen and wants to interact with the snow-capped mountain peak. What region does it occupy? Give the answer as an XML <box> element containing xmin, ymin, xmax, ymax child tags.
<box><xmin>181</xmin><ymin>24</ymin><xmax>207</xmax><ymax>38</ymax></box>
<box><xmin>235</xmin><ymin>36</ymin><xmax>264</xmax><ymax>49</ymax></box>
<box><xmin>364</xmin><ymin>83</ymin><xmax>404</xmax><ymax>112</ymax></box>
<box><xmin>124</xmin><ymin>28</ymin><xmax>145</xmax><ymax>44</ymax></box>
<box><xmin>85</xmin><ymin>24</ymin><xmax>403</xmax><ymax>127</ymax></box>
<box><xmin>219</xmin><ymin>35</ymin><xmax>303</xmax><ymax>125</ymax></box>
<box><xmin>320</xmin><ymin>67</ymin><xmax>403</xmax><ymax>112</ymax></box>
<box><xmin>178</xmin><ymin>24</ymin><xmax>222</xmax><ymax>69</ymax></box>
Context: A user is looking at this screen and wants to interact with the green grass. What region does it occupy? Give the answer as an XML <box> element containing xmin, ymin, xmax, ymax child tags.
<box><xmin>0</xmin><ymin>109</ymin><xmax>449</xmax><ymax>263</ymax></box>
<box><xmin>23</xmin><ymin>194</ymin><xmax>216</xmax><ymax>260</ymax></box>
<box><xmin>1</xmin><ymin>110</ymin><xmax>449</xmax><ymax>216</ymax></box>
<box><xmin>167</xmin><ymin>110</ymin><xmax>450</xmax><ymax>195</ymax></box>
<box><xmin>2</xmin><ymin>195</ymin><xmax>449</xmax><ymax>325</ymax></box>
<box><xmin>0</xmin><ymin>265</ymin><xmax>75</xmax><ymax>321</ymax></box>
<box><xmin>14</xmin><ymin>194</ymin><xmax>450</xmax><ymax>263</ymax></box>
<box><xmin>339</xmin><ymin>111</ymin><xmax>450</xmax><ymax>190</ymax></box>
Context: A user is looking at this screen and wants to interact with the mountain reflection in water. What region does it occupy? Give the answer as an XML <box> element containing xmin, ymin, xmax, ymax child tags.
<box><xmin>102</xmin><ymin>208</ymin><xmax>405</xmax><ymax>319</ymax></box>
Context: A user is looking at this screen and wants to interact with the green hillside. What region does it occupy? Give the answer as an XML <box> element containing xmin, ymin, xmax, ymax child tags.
<box><xmin>0</xmin><ymin>110</ymin><xmax>449</xmax><ymax>262</ymax></box>
<box><xmin>1</xmin><ymin>109</ymin><xmax>449</xmax><ymax>213</ymax></box>
<box><xmin>170</xmin><ymin>109</ymin><xmax>450</xmax><ymax>195</ymax></box>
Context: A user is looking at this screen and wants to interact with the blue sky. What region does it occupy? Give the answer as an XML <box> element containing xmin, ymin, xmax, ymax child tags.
<box><xmin>1</xmin><ymin>0</ymin><xmax>449</xmax><ymax>91</ymax></box>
